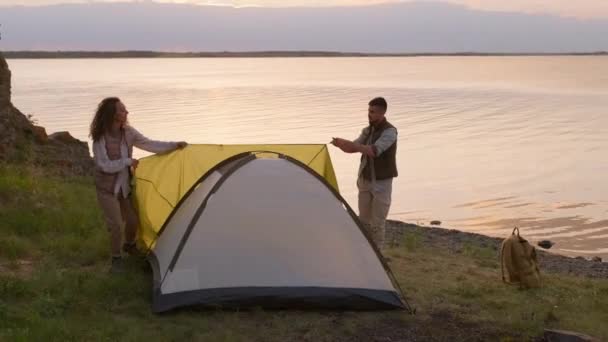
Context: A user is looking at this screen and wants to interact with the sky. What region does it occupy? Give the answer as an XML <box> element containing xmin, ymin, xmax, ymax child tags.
<box><xmin>0</xmin><ymin>1</ymin><xmax>606</xmax><ymax>52</ymax></box>
<box><xmin>0</xmin><ymin>0</ymin><xmax>608</xmax><ymax>19</ymax></box>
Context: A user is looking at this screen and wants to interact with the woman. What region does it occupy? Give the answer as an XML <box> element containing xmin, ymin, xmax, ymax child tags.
<box><xmin>90</xmin><ymin>97</ymin><xmax>187</xmax><ymax>273</ymax></box>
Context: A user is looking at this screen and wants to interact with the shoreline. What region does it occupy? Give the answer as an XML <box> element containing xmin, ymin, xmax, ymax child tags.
<box><xmin>3</xmin><ymin>50</ymin><xmax>608</xmax><ymax>59</ymax></box>
<box><xmin>386</xmin><ymin>220</ymin><xmax>608</xmax><ymax>279</ymax></box>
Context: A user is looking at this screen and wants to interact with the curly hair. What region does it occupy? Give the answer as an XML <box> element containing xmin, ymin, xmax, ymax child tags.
<box><xmin>90</xmin><ymin>97</ymin><xmax>121</xmax><ymax>142</ymax></box>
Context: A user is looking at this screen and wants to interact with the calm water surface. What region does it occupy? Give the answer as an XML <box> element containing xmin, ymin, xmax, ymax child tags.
<box><xmin>8</xmin><ymin>57</ymin><xmax>608</xmax><ymax>258</ymax></box>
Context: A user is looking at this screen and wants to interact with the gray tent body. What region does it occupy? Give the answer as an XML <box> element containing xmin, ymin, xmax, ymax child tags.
<box><xmin>148</xmin><ymin>153</ymin><xmax>406</xmax><ymax>312</ymax></box>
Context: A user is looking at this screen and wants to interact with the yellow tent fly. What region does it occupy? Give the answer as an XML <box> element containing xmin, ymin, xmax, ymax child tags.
<box><xmin>132</xmin><ymin>144</ymin><xmax>338</xmax><ymax>249</ymax></box>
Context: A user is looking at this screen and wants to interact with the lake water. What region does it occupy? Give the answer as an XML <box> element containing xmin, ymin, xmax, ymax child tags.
<box><xmin>8</xmin><ymin>57</ymin><xmax>608</xmax><ymax>258</ymax></box>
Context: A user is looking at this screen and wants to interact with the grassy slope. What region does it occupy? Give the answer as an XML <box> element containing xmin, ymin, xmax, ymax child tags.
<box><xmin>1</xmin><ymin>164</ymin><xmax>606</xmax><ymax>341</ymax></box>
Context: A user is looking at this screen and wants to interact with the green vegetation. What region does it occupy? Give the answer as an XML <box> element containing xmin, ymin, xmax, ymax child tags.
<box><xmin>1</xmin><ymin>164</ymin><xmax>606</xmax><ymax>341</ymax></box>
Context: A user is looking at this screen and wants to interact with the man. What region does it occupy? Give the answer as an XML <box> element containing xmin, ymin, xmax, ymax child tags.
<box><xmin>331</xmin><ymin>97</ymin><xmax>398</xmax><ymax>249</ymax></box>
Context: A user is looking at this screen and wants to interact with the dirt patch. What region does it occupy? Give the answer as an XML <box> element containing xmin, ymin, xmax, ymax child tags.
<box><xmin>0</xmin><ymin>259</ymin><xmax>35</xmax><ymax>278</ymax></box>
<box><xmin>349</xmin><ymin>310</ymin><xmax>516</xmax><ymax>342</ymax></box>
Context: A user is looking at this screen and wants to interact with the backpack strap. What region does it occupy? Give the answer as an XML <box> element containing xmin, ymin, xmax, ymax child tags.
<box><xmin>502</xmin><ymin>226</ymin><xmax>520</xmax><ymax>284</ymax></box>
<box><xmin>512</xmin><ymin>226</ymin><xmax>520</xmax><ymax>236</ymax></box>
<box><xmin>501</xmin><ymin>241</ymin><xmax>507</xmax><ymax>283</ymax></box>
<box><xmin>531</xmin><ymin>245</ymin><xmax>542</xmax><ymax>287</ymax></box>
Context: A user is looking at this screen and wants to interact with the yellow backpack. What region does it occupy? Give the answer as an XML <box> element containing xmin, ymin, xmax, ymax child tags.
<box><xmin>500</xmin><ymin>227</ymin><xmax>541</xmax><ymax>288</ymax></box>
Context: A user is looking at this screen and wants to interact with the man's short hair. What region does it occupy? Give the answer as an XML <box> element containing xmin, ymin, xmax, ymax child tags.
<box><xmin>369</xmin><ymin>97</ymin><xmax>388</xmax><ymax>112</ymax></box>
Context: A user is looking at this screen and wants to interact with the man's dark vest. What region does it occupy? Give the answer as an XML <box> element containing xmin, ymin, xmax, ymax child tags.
<box><xmin>361</xmin><ymin>119</ymin><xmax>398</xmax><ymax>181</ymax></box>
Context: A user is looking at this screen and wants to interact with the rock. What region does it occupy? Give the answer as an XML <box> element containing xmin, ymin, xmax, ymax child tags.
<box><xmin>538</xmin><ymin>240</ymin><xmax>555</xmax><ymax>249</ymax></box>
<box><xmin>591</xmin><ymin>256</ymin><xmax>602</xmax><ymax>262</ymax></box>
<box><xmin>32</xmin><ymin>125</ymin><xmax>48</xmax><ymax>144</ymax></box>
<box><xmin>544</xmin><ymin>329</ymin><xmax>597</xmax><ymax>342</ymax></box>
<box><xmin>48</xmin><ymin>131</ymin><xmax>79</xmax><ymax>144</ymax></box>
<box><xmin>0</xmin><ymin>53</ymin><xmax>93</xmax><ymax>175</ymax></box>
<box><xmin>0</xmin><ymin>53</ymin><xmax>11</xmax><ymax>108</ymax></box>
<box><xmin>575</xmin><ymin>256</ymin><xmax>586</xmax><ymax>261</ymax></box>
<box><xmin>430</xmin><ymin>220</ymin><xmax>442</xmax><ymax>226</ymax></box>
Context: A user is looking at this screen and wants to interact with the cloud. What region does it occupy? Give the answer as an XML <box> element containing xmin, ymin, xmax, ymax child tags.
<box><xmin>450</xmin><ymin>0</ymin><xmax>608</xmax><ymax>19</ymax></box>
<box><xmin>0</xmin><ymin>0</ymin><xmax>607</xmax><ymax>18</ymax></box>
<box><xmin>1</xmin><ymin>1</ymin><xmax>606</xmax><ymax>52</ymax></box>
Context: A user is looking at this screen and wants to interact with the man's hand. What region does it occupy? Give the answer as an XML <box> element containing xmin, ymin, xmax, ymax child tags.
<box><xmin>361</xmin><ymin>145</ymin><xmax>376</xmax><ymax>158</ymax></box>
<box><xmin>331</xmin><ymin>137</ymin><xmax>352</xmax><ymax>152</ymax></box>
<box><xmin>331</xmin><ymin>137</ymin><xmax>345</xmax><ymax>149</ymax></box>
<box><xmin>176</xmin><ymin>141</ymin><xmax>188</xmax><ymax>149</ymax></box>
<box><xmin>332</xmin><ymin>137</ymin><xmax>375</xmax><ymax>156</ymax></box>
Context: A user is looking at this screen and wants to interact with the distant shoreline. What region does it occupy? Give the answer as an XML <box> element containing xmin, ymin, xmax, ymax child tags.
<box><xmin>2</xmin><ymin>50</ymin><xmax>608</xmax><ymax>59</ymax></box>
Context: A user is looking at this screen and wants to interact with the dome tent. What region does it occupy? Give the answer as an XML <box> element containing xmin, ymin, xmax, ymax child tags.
<box><xmin>134</xmin><ymin>145</ymin><xmax>407</xmax><ymax>312</ymax></box>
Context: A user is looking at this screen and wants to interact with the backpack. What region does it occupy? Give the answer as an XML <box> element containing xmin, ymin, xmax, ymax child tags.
<box><xmin>500</xmin><ymin>227</ymin><xmax>541</xmax><ymax>288</ymax></box>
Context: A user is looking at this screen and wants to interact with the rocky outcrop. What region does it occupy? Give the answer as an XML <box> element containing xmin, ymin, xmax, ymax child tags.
<box><xmin>0</xmin><ymin>55</ymin><xmax>32</xmax><ymax>161</ymax></box>
<box><xmin>0</xmin><ymin>55</ymin><xmax>10</xmax><ymax>109</ymax></box>
<box><xmin>0</xmin><ymin>53</ymin><xmax>93</xmax><ymax>175</ymax></box>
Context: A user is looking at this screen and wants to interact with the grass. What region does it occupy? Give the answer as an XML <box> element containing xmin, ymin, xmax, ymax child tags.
<box><xmin>1</xmin><ymin>163</ymin><xmax>607</xmax><ymax>341</ymax></box>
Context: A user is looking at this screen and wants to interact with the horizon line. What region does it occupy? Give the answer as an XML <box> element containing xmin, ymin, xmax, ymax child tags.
<box><xmin>3</xmin><ymin>50</ymin><xmax>608</xmax><ymax>59</ymax></box>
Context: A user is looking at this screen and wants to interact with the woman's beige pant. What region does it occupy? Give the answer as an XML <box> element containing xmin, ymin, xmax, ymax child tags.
<box><xmin>96</xmin><ymin>190</ymin><xmax>139</xmax><ymax>257</ymax></box>
<box><xmin>357</xmin><ymin>177</ymin><xmax>393</xmax><ymax>249</ymax></box>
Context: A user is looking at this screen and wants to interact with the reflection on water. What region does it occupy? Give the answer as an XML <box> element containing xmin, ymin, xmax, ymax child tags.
<box><xmin>453</xmin><ymin>197</ymin><xmax>518</xmax><ymax>209</ymax></box>
<box><xmin>556</xmin><ymin>203</ymin><xmax>594</xmax><ymax>209</ymax></box>
<box><xmin>452</xmin><ymin>202</ymin><xmax>608</xmax><ymax>257</ymax></box>
<box><xmin>8</xmin><ymin>56</ymin><xmax>608</xmax><ymax>258</ymax></box>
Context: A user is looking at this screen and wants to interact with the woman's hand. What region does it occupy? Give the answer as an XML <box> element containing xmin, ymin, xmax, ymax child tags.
<box><xmin>131</xmin><ymin>158</ymin><xmax>139</xmax><ymax>169</ymax></box>
<box><xmin>176</xmin><ymin>141</ymin><xmax>188</xmax><ymax>149</ymax></box>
